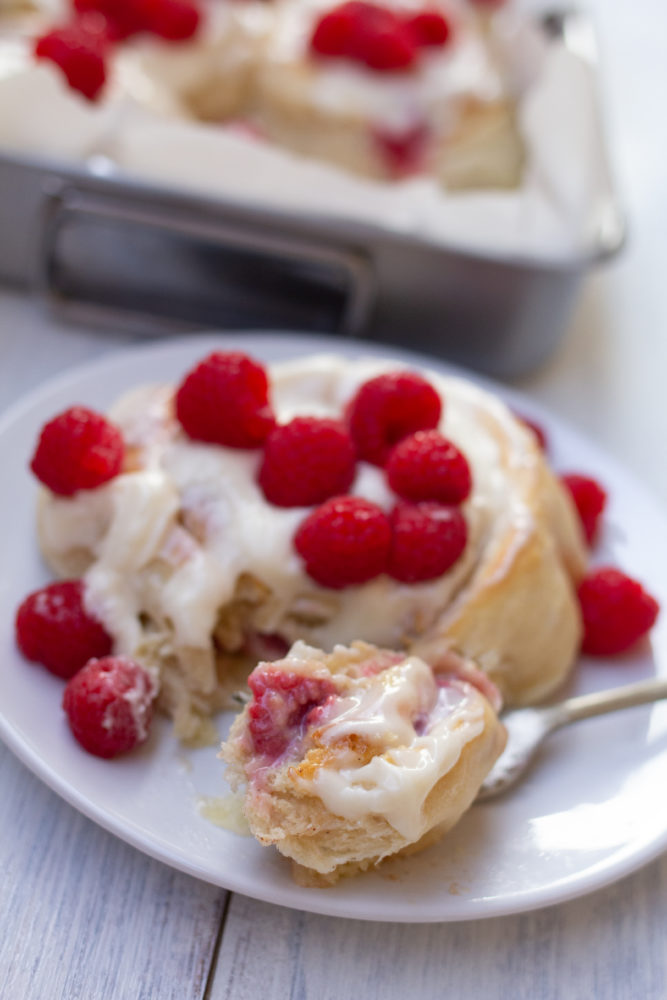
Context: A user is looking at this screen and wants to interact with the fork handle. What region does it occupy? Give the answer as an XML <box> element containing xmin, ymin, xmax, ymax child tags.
<box><xmin>550</xmin><ymin>676</ymin><xmax>667</xmax><ymax>728</ymax></box>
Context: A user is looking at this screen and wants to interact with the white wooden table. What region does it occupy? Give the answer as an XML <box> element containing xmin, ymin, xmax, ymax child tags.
<box><xmin>2</xmin><ymin>1</ymin><xmax>667</xmax><ymax>995</ymax></box>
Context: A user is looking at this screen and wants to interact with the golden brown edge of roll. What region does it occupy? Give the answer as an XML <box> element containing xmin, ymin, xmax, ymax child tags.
<box><xmin>412</xmin><ymin>421</ymin><xmax>588</xmax><ymax>707</ymax></box>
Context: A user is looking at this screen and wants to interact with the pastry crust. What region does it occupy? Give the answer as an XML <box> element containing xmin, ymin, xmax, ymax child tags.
<box><xmin>222</xmin><ymin>642</ymin><xmax>506</xmax><ymax>883</ymax></box>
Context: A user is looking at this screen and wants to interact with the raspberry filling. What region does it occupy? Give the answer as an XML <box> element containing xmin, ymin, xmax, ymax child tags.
<box><xmin>247</xmin><ymin>666</ymin><xmax>338</xmax><ymax>760</ymax></box>
<box><xmin>373</xmin><ymin>122</ymin><xmax>430</xmax><ymax>177</ymax></box>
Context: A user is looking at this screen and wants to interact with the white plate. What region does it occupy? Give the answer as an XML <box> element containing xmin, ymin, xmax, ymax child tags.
<box><xmin>1</xmin><ymin>332</ymin><xmax>666</xmax><ymax>924</ymax></box>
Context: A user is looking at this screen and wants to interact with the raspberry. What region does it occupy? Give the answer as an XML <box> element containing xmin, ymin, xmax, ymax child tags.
<box><xmin>247</xmin><ymin>666</ymin><xmax>337</xmax><ymax>759</ymax></box>
<box><xmin>386</xmin><ymin>430</ymin><xmax>472</xmax><ymax>504</ymax></box>
<box><xmin>404</xmin><ymin>9</ymin><xmax>451</xmax><ymax>47</ymax></box>
<box><xmin>258</xmin><ymin>417</ymin><xmax>356</xmax><ymax>507</ymax></box>
<box><xmin>310</xmin><ymin>1</ymin><xmax>417</xmax><ymax>73</ymax></box>
<box><xmin>175</xmin><ymin>351</ymin><xmax>275</xmax><ymax>448</ymax></box>
<box><xmin>30</xmin><ymin>405</ymin><xmax>124</xmax><ymax>496</ymax></box>
<box><xmin>34</xmin><ymin>20</ymin><xmax>108</xmax><ymax>101</ymax></box>
<box><xmin>63</xmin><ymin>656</ymin><xmax>156</xmax><ymax>758</ymax></box>
<box><xmin>72</xmin><ymin>0</ymin><xmax>146</xmax><ymax>39</ymax></box>
<box><xmin>578</xmin><ymin>567</ymin><xmax>660</xmax><ymax>656</ymax></box>
<box><xmin>294</xmin><ymin>495</ymin><xmax>391</xmax><ymax>588</ymax></box>
<box><xmin>360</xmin><ymin>22</ymin><xmax>416</xmax><ymax>71</ymax></box>
<box><xmin>346</xmin><ymin>370</ymin><xmax>442</xmax><ymax>466</ymax></box>
<box><xmin>142</xmin><ymin>0</ymin><xmax>201</xmax><ymax>40</ymax></box>
<box><xmin>72</xmin><ymin>0</ymin><xmax>200</xmax><ymax>40</ymax></box>
<box><xmin>561</xmin><ymin>473</ymin><xmax>607</xmax><ymax>546</ymax></box>
<box><xmin>310</xmin><ymin>1</ymin><xmax>362</xmax><ymax>56</ymax></box>
<box><xmin>15</xmin><ymin>580</ymin><xmax>112</xmax><ymax>679</ymax></box>
<box><xmin>514</xmin><ymin>410</ymin><xmax>548</xmax><ymax>452</ymax></box>
<box><xmin>373</xmin><ymin>122</ymin><xmax>429</xmax><ymax>176</ymax></box>
<box><xmin>388</xmin><ymin>502</ymin><xmax>467</xmax><ymax>582</ymax></box>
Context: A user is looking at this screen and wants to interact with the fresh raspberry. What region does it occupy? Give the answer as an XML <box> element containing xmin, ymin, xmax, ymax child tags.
<box><xmin>62</xmin><ymin>656</ymin><xmax>156</xmax><ymax>758</ymax></box>
<box><xmin>30</xmin><ymin>405</ymin><xmax>124</xmax><ymax>496</ymax></box>
<box><xmin>15</xmin><ymin>580</ymin><xmax>112</xmax><ymax>679</ymax></box>
<box><xmin>388</xmin><ymin>502</ymin><xmax>467</xmax><ymax>582</ymax></box>
<box><xmin>310</xmin><ymin>1</ymin><xmax>417</xmax><ymax>72</ymax></box>
<box><xmin>247</xmin><ymin>666</ymin><xmax>337</xmax><ymax>759</ymax></box>
<box><xmin>561</xmin><ymin>473</ymin><xmax>607</xmax><ymax>546</ymax></box>
<box><xmin>310</xmin><ymin>0</ymin><xmax>361</xmax><ymax>56</ymax></box>
<box><xmin>142</xmin><ymin>0</ymin><xmax>201</xmax><ymax>40</ymax></box>
<box><xmin>175</xmin><ymin>351</ymin><xmax>275</xmax><ymax>448</ymax></box>
<box><xmin>386</xmin><ymin>430</ymin><xmax>472</xmax><ymax>504</ymax></box>
<box><xmin>578</xmin><ymin>567</ymin><xmax>660</xmax><ymax>656</ymax></box>
<box><xmin>72</xmin><ymin>0</ymin><xmax>146</xmax><ymax>39</ymax></box>
<box><xmin>294</xmin><ymin>495</ymin><xmax>391</xmax><ymax>588</ymax></box>
<box><xmin>258</xmin><ymin>417</ymin><xmax>356</xmax><ymax>507</ymax></box>
<box><xmin>373</xmin><ymin>122</ymin><xmax>429</xmax><ymax>176</ymax></box>
<box><xmin>514</xmin><ymin>410</ymin><xmax>548</xmax><ymax>451</ymax></box>
<box><xmin>359</xmin><ymin>21</ymin><xmax>416</xmax><ymax>71</ymax></box>
<box><xmin>34</xmin><ymin>20</ymin><xmax>108</xmax><ymax>101</ymax></box>
<box><xmin>404</xmin><ymin>9</ymin><xmax>451</xmax><ymax>47</ymax></box>
<box><xmin>346</xmin><ymin>370</ymin><xmax>442</xmax><ymax>466</ymax></box>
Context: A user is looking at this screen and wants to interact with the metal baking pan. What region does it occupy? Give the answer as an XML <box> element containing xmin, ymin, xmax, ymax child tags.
<box><xmin>0</xmin><ymin>9</ymin><xmax>624</xmax><ymax>378</ymax></box>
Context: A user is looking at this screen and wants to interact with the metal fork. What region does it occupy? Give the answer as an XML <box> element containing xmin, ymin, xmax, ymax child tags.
<box><xmin>477</xmin><ymin>676</ymin><xmax>667</xmax><ymax>801</ymax></box>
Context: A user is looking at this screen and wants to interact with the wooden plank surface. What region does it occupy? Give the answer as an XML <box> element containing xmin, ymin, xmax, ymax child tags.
<box><xmin>0</xmin><ymin>744</ymin><xmax>228</xmax><ymax>999</ymax></box>
<box><xmin>209</xmin><ymin>858</ymin><xmax>667</xmax><ymax>1000</ymax></box>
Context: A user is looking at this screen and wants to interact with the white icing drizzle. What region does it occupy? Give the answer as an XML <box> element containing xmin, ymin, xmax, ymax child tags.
<box><xmin>37</xmin><ymin>355</ymin><xmax>537</xmax><ymax>661</ymax></box>
<box><xmin>308</xmin><ymin>655</ymin><xmax>484</xmax><ymax>840</ymax></box>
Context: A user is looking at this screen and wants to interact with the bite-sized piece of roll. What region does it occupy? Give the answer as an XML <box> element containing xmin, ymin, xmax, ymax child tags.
<box><xmin>222</xmin><ymin>640</ymin><xmax>506</xmax><ymax>884</ymax></box>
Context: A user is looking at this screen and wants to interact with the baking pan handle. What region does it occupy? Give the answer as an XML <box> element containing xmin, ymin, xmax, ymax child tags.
<box><xmin>37</xmin><ymin>181</ymin><xmax>376</xmax><ymax>336</ymax></box>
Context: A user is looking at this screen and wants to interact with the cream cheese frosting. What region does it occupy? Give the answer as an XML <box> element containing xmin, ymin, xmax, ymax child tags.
<box><xmin>309</xmin><ymin>654</ymin><xmax>484</xmax><ymax>841</ymax></box>
<box><xmin>37</xmin><ymin>355</ymin><xmax>538</xmax><ymax>665</ymax></box>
